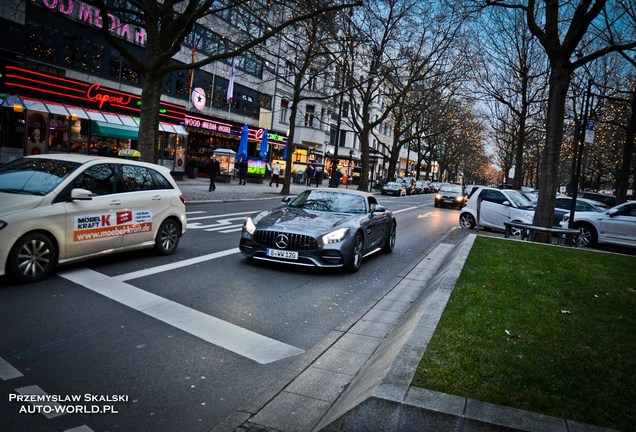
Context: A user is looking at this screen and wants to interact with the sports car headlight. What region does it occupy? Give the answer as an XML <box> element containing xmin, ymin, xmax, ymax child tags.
<box><xmin>244</xmin><ymin>217</ymin><xmax>256</xmax><ymax>234</ymax></box>
<box><xmin>322</xmin><ymin>228</ymin><xmax>349</xmax><ymax>244</ymax></box>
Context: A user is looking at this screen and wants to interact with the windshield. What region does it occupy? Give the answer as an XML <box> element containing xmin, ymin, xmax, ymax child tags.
<box><xmin>289</xmin><ymin>190</ymin><xmax>367</xmax><ymax>214</ymax></box>
<box><xmin>507</xmin><ymin>190</ymin><xmax>534</xmax><ymax>209</ymax></box>
<box><xmin>0</xmin><ymin>158</ymin><xmax>81</xmax><ymax>196</ymax></box>
<box><xmin>440</xmin><ymin>184</ymin><xmax>463</xmax><ymax>194</ymax></box>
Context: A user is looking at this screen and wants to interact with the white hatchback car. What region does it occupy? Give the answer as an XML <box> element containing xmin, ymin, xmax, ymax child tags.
<box><xmin>560</xmin><ymin>200</ymin><xmax>636</xmax><ymax>248</ymax></box>
<box><xmin>459</xmin><ymin>186</ymin><xmax>535</xmax><ymax>234</ymax></box>
<box><xmin>0</xmin><ymin>154</ymin><xmax>187</xmax><ymax>282</ymax></box>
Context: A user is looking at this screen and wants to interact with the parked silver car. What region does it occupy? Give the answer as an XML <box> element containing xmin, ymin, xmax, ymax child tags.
<box><xmin>239</xmin><ymin>188</ymin><xmax>396</xmax><ymax>272</ymax></box>
<box><xmin>560</xmin><ymin>200</ymin><xmax>636</xmax><ymax>248</ymax></box>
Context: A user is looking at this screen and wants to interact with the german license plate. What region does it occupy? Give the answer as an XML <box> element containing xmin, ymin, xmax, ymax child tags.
<box><xmin>267</xmin><ymin>248</ymin><xmax>298</xmax><ymax>260</ymax></box>
<box><xmin>444</xmin><ymin>199</ymin><xmax>454</xmax><ymax>203</ymax></box>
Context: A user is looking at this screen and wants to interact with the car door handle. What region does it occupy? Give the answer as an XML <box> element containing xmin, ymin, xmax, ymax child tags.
<box><xmin>109</xmin><ymin>199</ymin><xmax>122</xmax><ymax>206</ymax></box>
<box><xmin>152</xmin><ymin>195</ymin><xmax>162</xmax><ymax>200</ymax></box>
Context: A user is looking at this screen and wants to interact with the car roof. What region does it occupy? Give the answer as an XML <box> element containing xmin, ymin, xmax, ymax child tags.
<box><xmin>24</xmin><ymin>154</ymin><xmax>172</xmax><ymax>174</ymax></box>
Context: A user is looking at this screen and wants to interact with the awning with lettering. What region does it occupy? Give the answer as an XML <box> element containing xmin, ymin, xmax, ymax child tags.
<box><xmin>3</xmin><ymin>96</ymin><xmax>187</xmax><ymax>136</ymax></box>
<box><xmin>91</xmin><ymin>121</ymin><xmax>139</xmax><ymax>140</ymax></box>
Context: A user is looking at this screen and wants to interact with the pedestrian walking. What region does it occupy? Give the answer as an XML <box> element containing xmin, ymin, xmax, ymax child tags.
<box><xmin>305</xmin><ymin>165</ymin><xmax>314</xmax><ymax>186</ymax></box>
<box><xmin>329</xmin><ymin>169</ymin><xmax>342</xmax><ymax>188</ymax></box>
<box><xmin>315</xmin><ymin>168</ymin><xmax>323</xmax><ymax>187</ymax></box>
<box><xmin>207</xmin><ymin>156</ymin><xmax>220</xmax><ymax>191</ymax></box>
<box><xmin>237</xmin><ymin>157</ymin><xmax>247</xmax><ymax>185</ymax></box>
<box><xmin>269</xmin><ymin>162</ymin><xmax>281</xmax><ymax>187</ymax></box>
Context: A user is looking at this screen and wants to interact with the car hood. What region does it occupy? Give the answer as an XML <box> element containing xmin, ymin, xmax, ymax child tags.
<box><xmin>0</xmin><ymin>192</ymin><xmax>45</xmax><ymax>218</ymax></box>
<box><xmin>255</xmin><ymin>206</ymin><xmax>358</xmax><ymax>233</ymax></box>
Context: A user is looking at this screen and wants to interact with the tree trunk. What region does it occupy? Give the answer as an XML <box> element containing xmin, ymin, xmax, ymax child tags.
<box><xmin>615</xmin><ymin>87</ymin><xmax>635</xmax><ymax>204</ymax></box>
<box><xmin>138</xmin><ymin>73</ymin><xmax>166</xmax><ymax>164</ymax></box>
<box><xmin>532</xmin><ymin>62</ymin><xmax>571</xmax><ymax>240</ymax></box>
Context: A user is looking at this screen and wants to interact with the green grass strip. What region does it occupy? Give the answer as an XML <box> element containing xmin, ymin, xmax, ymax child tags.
<box><xmin>412</xmin><ymin>236</ymin><xmax>636</xmax><ymax>431</ymax></box>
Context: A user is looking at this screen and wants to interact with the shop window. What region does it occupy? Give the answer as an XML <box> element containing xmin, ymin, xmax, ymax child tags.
<box><xmin>305</xmin><ymin>105</ymin><xmax>315</xmax><ymax>127</ymax></box>
<box><xmin>121</xmin><ymin>60</ymin><xmax>140</xmax><ymax>84</ymax></box>
<box><xmin>174</xmin><ymin>71</ymin><xmax>189</xmax><ymax>96</ymax></box>
<box><xmin>48</xmin><ymin>115</ymin><xmax>70</xmax><ymax>154</ymax></box>
<box><xmin>109</xmin><ymin>55</ymin><xmax>122</xmax><ymax>80</ymax></box>
<box><xmin>280</xmin><ymin>99</ymin><xmax>289</xmax><ymax>123</ymax></box>
<box><xmin>27</xmin><ymin>23</ymin><xmax>58</xmax><ymax>61</ymax></box>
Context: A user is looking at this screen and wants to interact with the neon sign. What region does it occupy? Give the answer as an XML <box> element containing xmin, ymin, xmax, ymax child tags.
<box><xmin>1</xmin><ymin>65</ymin><xmax>185</xmax><ymax>123</ymax></box>
<box><xmin>87</xmin><ymin>83</ymin><xmax>132</xmax><ymax>109</ymax></box>
<box><xmin>31</xmin><ymin>0</ymin><xmax>147</xmax><ymax>46</ymax></box>
<box><xmin>184</xmin><ymin>114</ymin><xmax>287</xmax><ymax>144</ymax></box>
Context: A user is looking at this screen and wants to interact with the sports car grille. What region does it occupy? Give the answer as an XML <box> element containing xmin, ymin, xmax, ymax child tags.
<box><xmin>253</xmin><ymin>230</ymin><xmax>318</xmax><ymax>250</ymax></box>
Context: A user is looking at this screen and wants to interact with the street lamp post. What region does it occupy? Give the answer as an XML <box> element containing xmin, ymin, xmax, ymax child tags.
<box><xmin>568</xmin><ymin>79</ymin><xmax>593</xmax><ymax>229</ymax></box>
<box><xmin>331</xmin><ymin>64</ymin><xmax>347</xmax><ymax>182</ymax></box>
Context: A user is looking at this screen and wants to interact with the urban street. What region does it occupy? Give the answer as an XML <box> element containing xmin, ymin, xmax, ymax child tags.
<box><xmin>0</xmin><ymin>192</ymin><xmax>460</xmax><ymax>432</ymax></box>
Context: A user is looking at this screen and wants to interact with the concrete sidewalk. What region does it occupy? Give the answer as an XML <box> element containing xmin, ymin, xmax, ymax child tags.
<box><xmin>175</xmin><ymin>176</ymin><xmax>328</xmax><ymax>203</ymax></box>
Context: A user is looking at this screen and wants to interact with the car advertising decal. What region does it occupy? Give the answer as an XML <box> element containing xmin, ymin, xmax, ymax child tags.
<box><xmin>74</xmin><ymin>210</ymin><xmax>153</xmax><ymax>241</ymax></box>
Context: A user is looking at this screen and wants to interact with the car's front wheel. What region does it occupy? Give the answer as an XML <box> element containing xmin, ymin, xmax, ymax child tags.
<box><xmin>575</xmin><ymin>222</ymin><xmax>598</xmax><ymax>247</ymax></box>
<box><xmin>346</xmin><ymin>232</ymin><xmax>363</xmax><ymax>273</ymax></box>
<box><xmin>459</xmin><ymin>212</ymin><xmax>476</xmax><ymax>229</ymax></box>
<box><xmin>382</xmin><ymin>222</ymin><xmax>396</xmax><ymax>254</ymax></box>
<box><xmin>8</xmin><ymin>232</ymin><xmax>57</xmax><ymax>283</ymax></box>
<box><xmin>155</xmin><ymin>218</ymin><xmax>181</xmax><ymax>255</ymax></box>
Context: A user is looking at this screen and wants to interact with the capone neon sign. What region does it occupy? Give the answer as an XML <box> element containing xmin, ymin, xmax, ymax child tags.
<box><xmin>86</xmin><ymin>83</ymin><xmax>132</xmax><ymax>109</ymax></box>
<box><xmin>31</xmin><ymin>0</ymin><xmax>147</xmax><ymax>46</ymax></box>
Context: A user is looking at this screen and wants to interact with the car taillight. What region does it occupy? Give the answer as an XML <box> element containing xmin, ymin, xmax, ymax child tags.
<box><xmin>179</xmin><ymin>194</ymin><xmax>187</xmax><ymax>205</ymax></box>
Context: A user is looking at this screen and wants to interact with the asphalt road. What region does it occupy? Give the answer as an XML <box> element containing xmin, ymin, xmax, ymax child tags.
<box><xmin>0</xmin><ymin>192</ymin><xmax>460</xmax><ymax>432</ymax></box>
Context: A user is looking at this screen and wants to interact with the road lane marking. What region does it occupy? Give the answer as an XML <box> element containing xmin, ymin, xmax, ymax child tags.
<box><xmin>113</xmin><ymin>248</ymin><xmax>240</xmax><ymax>282</ymax></box>
<box><xmin>65</xmin><ymin>426</ymin><xmax>95</xmax><ymax>432</ymax></box>
<box><xmin>220</xmin><ymin>227</ymin><xmax>243</xmax><ymax>233</ymax></box>
<box><xmin>393</xmin><ymin>205</ymin><xmax>424</xmax><ymax>214</ymax></box>
<box><xmin>187</xmin><ymin>216</ymin><xmax>248</xmax><ymax>231</ymax></box>
<box><xmin>14</xmin><ymin>385</ymin><xmax>65</xmax><ymax>418</ymax></box>
<box><xmin>58</xmin><ymin>269</ymin><xmax>304</xmax><ymax>364</ymax></box>
<box><xmin>187</xmin><ymin>211</ymin><xmax>256</xmax><ymax>221</ymax></box>
<box><xmin>0</xmin><ymin>357</ymin><xmax>23</xmax><ymax>380</ymax></box>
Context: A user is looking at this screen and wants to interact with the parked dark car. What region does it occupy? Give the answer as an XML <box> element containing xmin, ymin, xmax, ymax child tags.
<box><xmin>382</xmin><ymin>181</ymin><xmax>406</xmax><ymax>196</ymax></box>
<box><xmin>396</xmin><ymin>177</ymin><xmax>416</xmax><ymax>195</ymax></box>
<box><xmin>576</xmin><ymin>191</ymin><xmax>616</xmax><ymax>208</ymax></box>
<box><xmin>239</xmin><ymin>188</ymin><xmax>397</xmax><ymax>272</ymax></box>
<box><xmin>434</xmin><ymin>184</ymin><xmax>465</xmax><ymax>209</ymax></box>
<box><xmin>553</xmin><ymin>196</ymin><xmax>609</xmax><ymax>226</ymax></box>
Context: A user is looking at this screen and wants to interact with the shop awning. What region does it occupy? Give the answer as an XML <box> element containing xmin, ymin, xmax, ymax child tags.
<box><xmin>91</xmin><ymin>121</ymin><xmax>139</xmax><ymax>140</ymax></box>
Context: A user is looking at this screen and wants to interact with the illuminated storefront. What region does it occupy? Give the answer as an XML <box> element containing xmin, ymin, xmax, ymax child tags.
<box><xmin>0</xmin><ymin>64</ymin><xmax>187</xmax><ymax>170</ymax></box>
<box><xmin>184</xmin><ymin>111</ymin><xmax>287</xmax><ymax>178</ymax></box>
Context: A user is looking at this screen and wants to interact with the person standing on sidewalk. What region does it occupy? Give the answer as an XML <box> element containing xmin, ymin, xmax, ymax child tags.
<box><xmin>237</xmin><ymin>158</ymin><xmax>247</xmax><ymax>185</ymax></box>
<box><xmin>207</xmin><ymin>156</ymin><xmax>220</xmax><ymax>191</ymax></box>
<box><xmin>305</xmin><ymin>165</ymin><xmax>314</xmax><ymax>186</ymax></box>
<box><xmin>269</xmin><ymin>162</ymin><xmax>281</xmax><ymax>187</ymax></box>
<box><xmin>315</xmin><ymin>168</ymin><xmax>323</xmax><ymax>187</ymax></box>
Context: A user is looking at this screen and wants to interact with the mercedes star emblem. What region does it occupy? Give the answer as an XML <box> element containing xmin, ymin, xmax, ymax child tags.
<box><xmin>275</xmin><ymin>234</ymin><xmax>289</xmax><ymax>249</ymax></box>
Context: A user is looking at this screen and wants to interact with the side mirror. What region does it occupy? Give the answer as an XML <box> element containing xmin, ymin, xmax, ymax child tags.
<box><xmin>502</xmin><ymin>200</ymin><xmax>511</xmax><ymax>207</ymax></box>
<box><xmin>371</xmin><ymin>204</ymin><xmax>386</xmax><ymax>213</ymax></box>
<box><xmin>70</xmin><ymin>188</ymin><xmax>93</xmax><ymax>201</ymax></box>
<box><xmin>282</xmin><ymin>196</ymin><xmax>293</xmax><ymax>204</ymax></box>
<box><xmin>607</xmin><ymin>208</ymin><xmax>618</xmax><ymax>217</ymax></box>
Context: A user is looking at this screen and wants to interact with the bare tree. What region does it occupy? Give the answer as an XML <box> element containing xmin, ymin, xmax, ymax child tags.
<box><xmin>84</xmin><ymin>0</ymin><xmax>360</xmax><ymax>163</ymax></box>
<box><xmin>335</xmin><ymin>0</ymin><xmax>467</xmax><ymax>191</ymax></box>
<box><xmin>264</xmin><ymin>15</ymin><xmax>339</xmax><ymax>195</ymax></box>
<box><xmin>484</xmin><ymin>0</ymin><xmax>636</xmax><ymax>238</ymax></box>
<box><xmin>471</xmin><ymin>6</ymin><xmax>548</xmax><ymax>189</ymax></box>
